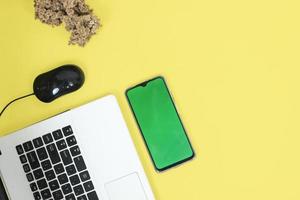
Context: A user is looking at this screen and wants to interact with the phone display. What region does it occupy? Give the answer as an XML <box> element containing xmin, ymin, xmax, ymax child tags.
<box><xmin>126</xmin><ymin>77</ymin><xmax>194</xmax><ymax>171</ymax></box>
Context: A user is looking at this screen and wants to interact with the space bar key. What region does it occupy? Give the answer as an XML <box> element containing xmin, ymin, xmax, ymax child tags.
<box><xmin>46</xmin><ymin>144</ymin><xmax>61</xmax><ymax>164</ymax></box>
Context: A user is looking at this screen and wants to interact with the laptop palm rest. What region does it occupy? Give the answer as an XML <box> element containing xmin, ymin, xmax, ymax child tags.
<box><xmin>105</xmin><ymin>173</ymin><xmax>148</xmax><ymax>200</ymax></box>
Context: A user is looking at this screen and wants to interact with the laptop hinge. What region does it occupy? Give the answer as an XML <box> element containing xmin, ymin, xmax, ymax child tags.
<box><xmin>34</xmin><ymin>109</ymin><xmax>71</xmax><ymax>125</ymax></box>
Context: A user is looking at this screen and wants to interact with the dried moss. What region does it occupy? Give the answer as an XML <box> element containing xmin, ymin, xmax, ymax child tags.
<box><xmin>34</xmin><ymin>0</ymin><xmax>100</xmax><ymax>46</ymax></box>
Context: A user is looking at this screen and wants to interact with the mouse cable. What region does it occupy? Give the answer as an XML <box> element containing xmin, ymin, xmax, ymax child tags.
<box><xmin>0</xmin><ymin>93</ymin><xmax>34</xmax><ymax>117</ymax></box>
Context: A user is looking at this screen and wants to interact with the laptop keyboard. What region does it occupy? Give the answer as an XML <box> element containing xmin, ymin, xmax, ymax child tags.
<box><xmin>15</xmin><ymin>125</ymin><xmax>99</xmax><ymax>200</ymax></box>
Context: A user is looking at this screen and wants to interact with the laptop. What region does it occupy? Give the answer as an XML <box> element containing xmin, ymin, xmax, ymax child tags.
<box><xmin>0</xmin><ymin>95</ymin><xmax>155</xmax><ymax>200</ymax></box>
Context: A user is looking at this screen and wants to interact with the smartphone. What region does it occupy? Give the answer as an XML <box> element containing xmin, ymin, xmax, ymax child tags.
<box><xmin>126</xmin><ymin>76</ymin><xmax>194</xmax><ymax>171</ymax></box>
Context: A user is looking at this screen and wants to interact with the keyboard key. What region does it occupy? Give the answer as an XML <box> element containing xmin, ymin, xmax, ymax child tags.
<box><xmin>58</xmin><ymin>173</ymin><xmax>68</xmax><ymax>185</ymax></box>
<box><xmin>22</xmin><ymin>164</ymin><xmax>30</xmax><ymax>173</ymax></box>
<box><xmin>33</xmin><ymin>191</ymin><xmax>41</xmax><ymax>200</ymax></box>
<box><xmin>52</xmin><ymin>129</ymin><xmax>63</xmax><ymax>140</ymax></box>
<box><xmin>79</xmin><ymin>171</ymin><xmax>90</xmax><ymax>182</ymax></box>
<box><xmin>46</xmin><ymin>144</ymin><xmax>61</xmax><ymax>164</ymax></box>
<box><xmin>16</xmin><ymin>145</ymin><xmax>24</xmax><ymax>155</ymax></box>
<box><xmin>30</xmin><ymin>182</ymin><xmax>38</xmax><ymax>192</ymax></box>
<box><xmin>27</xmin><ymin>173</ymin><xmax>34</xmax><ymax>182</ymax></box>
<box><xmin>54</xmin><ymin>163</ymin><xmax>65</xmax><ymax>174</ymax></box>
<box><xmin>65</xmin><ymin>193</ymin><xmax>76</xmax><ymax>200</ymax></box>
<box><xmin>43</xmin><ymin>133</ymin><xmax>53</xmax><ymax>144</ymax></box>
<box><xmin>56</xmin><ymin>139</ymin><xmax>67</xmax><ymax>151</ymax></box>
<box><xmin>74</xmin><ymin>156</ymin><xmax>86</xmax><ymax>172</ymax></box>
<box><xmin>73</xmin><ymin>184</ymin><xmax>84</xmax><ymax>196</ymax></box>
<box><xmin>70</xmin><ymin>174</ymin><xmax>80</xmax><ymax>186</ymax></box>
<box><xmin>62</xmin><ymin>125</ymin><xmax>73</xmax><ymax>136</ymax></box>
<box><xmin>33</xmin><ymin>168</ymin><xmax>44</xmax><ymax>180</ymax></box>
<box><xmin>61</xmin><ymin>183</ymin><xmax>72</xmax><ymax>195</ymax></box>
<box><xmin>33</xmin><ymin>137</ymin><xmax>43</xmax><ymax>148</ymax></box>
<box><xmin>60</xmin><ymin>149</ymin><xmax>72</xmax><ymax>165</ymax></box>
<box><xmin>70</xmin><ymin>146</ymin><xmax>81</xmax><ymax>157</ymax></box>
<box><xmin>66</xmin><ymin>136</ymin><xmax>77</xmax><ymax>147</ymax></box>
<box><xmin>23</xmin><ymin>141</ymin><xmax>34</xmax><ymax>152</ymax></box>
<box><xmin>45</xmin><ymin>169</ymin><xmax>56</xmax><ymax>181</ymax></box>
<box><xmin>78</xmin><ymin>195</ymin><xmax>87</xmax><ymax>200</ymax></box>
<box><xmin>52</xmin><ymin>189</ymin><xmax>63</xmax><ymax>200</ymax></box>
<box><xmin>41</xmin><ymin>160</ymin><xmax>52</xmax><ymax>171</ymax></box>
<box><xmin>20</xmin><ymin>155</ymin><xmax>27</xmax><ymax>164</ymax></box>
<box><xmin>27</xmin><ymin>151</ymin><xmax>40</xmax><ymax>170</ymax></box>
<box><xmin>37</xmin><ymin>147</ymin><xmax>48</xmax><ymax>161</ymax></box>
<box><xmin>87</xmin><ymin>191</ymin><xmax>99</xmax><ymax>200</ymax></box>
<box><xmin>49</xmin><ymin>179</ymin><xmax>60</xmax><ymax>191</ymax></box>
<box><xmin>66</xmin><ymin>164</ymin><xmax>77</xmax><ymax>176</ymax></box>
<box><xmin>83</xmin><ymin>181</ymin><xmax>94</xmax><ymax>192</ymax></box>
<box><xmin>37</xmin><ymin>178</ymin><xmax>48</xmax><ymax>190</ymax></box>
<box><xmin>41</xmin><ymin>188</ymin><xmax>52</xmax><ymax>199</ymax></box>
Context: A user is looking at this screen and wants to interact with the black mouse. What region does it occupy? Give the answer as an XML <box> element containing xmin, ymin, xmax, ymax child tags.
<box><xmin>33</xmin><ymin>65</ymin><xmax>85</xmax><ymax>103</ymax></box>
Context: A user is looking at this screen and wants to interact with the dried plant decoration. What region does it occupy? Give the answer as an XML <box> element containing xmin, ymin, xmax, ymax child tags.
<box><xmin>34</xmin><ymin>0</ymin><xmax>100</xmax><ymax>46</ymax></box>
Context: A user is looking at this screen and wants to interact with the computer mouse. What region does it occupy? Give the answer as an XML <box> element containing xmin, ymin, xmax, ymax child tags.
<box><xmin>33</xmin><ymin>65</ymin><xmax>85</xmax><ymax>103</ymax></box>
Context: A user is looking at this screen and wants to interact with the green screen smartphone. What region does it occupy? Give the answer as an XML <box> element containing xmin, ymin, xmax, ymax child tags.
<box><xmin>126</xmin><ymin>76</ymin><xmax>194</xmax><ymax>171</ymax></box>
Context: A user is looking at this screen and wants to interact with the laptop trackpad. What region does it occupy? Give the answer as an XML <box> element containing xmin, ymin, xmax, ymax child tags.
<box><xmin>105</xmin><ymin>173</ymin><xmax>147</xmax><ymax>200</ymax></box>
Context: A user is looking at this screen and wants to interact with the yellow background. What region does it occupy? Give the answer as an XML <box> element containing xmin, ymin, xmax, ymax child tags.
<box><xmin>1</xmin><ymin>0</ymin><xmax>300</xmax><ymax>199</ymax></box>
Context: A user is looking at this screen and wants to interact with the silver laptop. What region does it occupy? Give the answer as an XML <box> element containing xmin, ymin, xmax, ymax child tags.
<box><xmin>0</xmin><ymin>95</ymin><xmax>155</xmax><ymax>200</ymax></box>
